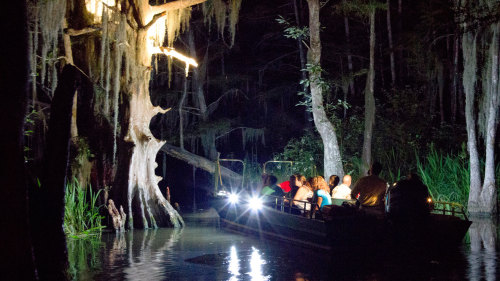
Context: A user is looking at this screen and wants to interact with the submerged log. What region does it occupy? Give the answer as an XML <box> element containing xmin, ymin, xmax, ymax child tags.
<box><xmin>160</xmin><ymin>143</ymin><xmax>243</xmax><ymax>185</ymax></box>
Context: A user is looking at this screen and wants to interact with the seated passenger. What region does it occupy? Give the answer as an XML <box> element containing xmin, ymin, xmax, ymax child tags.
<box><xmin>260</xmin><ymin>174</ymin><xmax>285</xmax><ymax>197</ymax></box>
<box><xmin>328</xmin><ymin>175</ymin><xmax>340</xmax><ymax>196</ymax></box>
<box><xmin>279</xmin><ymin>180</ymin><xmax>291</xmax><ymax>193</ymax></box>
<box><xmin>386</xmin><ymin>174</ymin><xmax>431</xmax><ymax>221</ymax></box>
<box><xmin>310</xmin><ymin>176</ymin><xmax>332</xmax><ymax>211</ymax></box>
<box><xmin>288</xmin><ymin>174</ymin><xmax>307</xmax><ymax>199</ymax></box>
<box><xmin>292</xmin><ymin>178</ymin><xmax>314</xmax><ymax>212</ymax></box>
<box><xmin>351</xmin><ymin>162</ymin><xmax>387</xmax><ymax>209</ymax></box>
<box><xmin>331</xmin><ymin>175</ymin><xmax>352</xmax><ymax>200</ymax></box>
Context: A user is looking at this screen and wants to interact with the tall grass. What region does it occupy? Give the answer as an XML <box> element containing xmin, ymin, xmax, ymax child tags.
<box><xmin>416</xmin><ymin>146</ymin><xmax>470</xmax><ymax>208</ymax></box>
<box><xmin>64</xmin><ymin>180</ymin><xmax>105</xmax><ymax>238</ymax></box>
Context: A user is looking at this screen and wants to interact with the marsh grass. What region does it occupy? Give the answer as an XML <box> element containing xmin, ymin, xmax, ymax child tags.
<box><xmin>417</xmin><ymin>146</ymin><xmax>470</xmax><ymax>208</ymax></box>
<box><xmin>64</xmin><ymin>180</ymin><xmax>105</xmax><ymax>239</ymax></box>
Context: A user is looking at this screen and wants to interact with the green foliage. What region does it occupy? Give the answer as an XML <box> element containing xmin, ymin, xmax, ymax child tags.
<box><xmin>417</xmin><ymin>145</ymin><xmax>470</xmax><ymax>208</ymax></box>
<box><xmin>276</xmin><ymin>15</ymin><xmax>309</xmax><ymax>41</ymax></box>
<box><xmin>275</xmin><ymin>132</ymin><xmax>323</xmax><ymax>178</ymax></box>
<box><xmin>64</xmin><ymin>180</ymin><xmax>105</xmax><ymax>239</ymax></box>
<box><xmin>335</xmin><ymin>0</ymin><xmax>387</xmax><ymax>18</ymax></box>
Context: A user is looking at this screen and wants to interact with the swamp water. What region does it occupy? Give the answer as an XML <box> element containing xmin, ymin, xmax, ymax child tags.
<box><xmin>67</xmin><ymin>215</ymin><xmax>498</xmax><ymax>281</ymax></box>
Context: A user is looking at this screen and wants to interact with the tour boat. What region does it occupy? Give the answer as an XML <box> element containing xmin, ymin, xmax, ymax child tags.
<box><xmin>213</xmin><ymin>191</ymin><xmax>472</xmax><ymax>252</ymax></box>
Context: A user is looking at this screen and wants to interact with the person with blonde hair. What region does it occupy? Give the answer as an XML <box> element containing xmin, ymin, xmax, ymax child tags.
<box><xmin>310</xmin><ymin>176</ymin><xmax>332</xmax><ymax>210</ymax></box>
<box><xmin>292</xmin><ymin>176</ymin><xmax>313</xmax><ymax>212</ymax></box>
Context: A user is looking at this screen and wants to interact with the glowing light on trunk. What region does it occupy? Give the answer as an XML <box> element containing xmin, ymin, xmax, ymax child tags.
<box><xmin>152</xmin><ymin>46</ymin><xmax>198</xmax><ymax>75</ymax></box>
<box><xmin>85</xmin><ymin>0</ymin><xmax>117</xmax><ymax>19</ymax></box>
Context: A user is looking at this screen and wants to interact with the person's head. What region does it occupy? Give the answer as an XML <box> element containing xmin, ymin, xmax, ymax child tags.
<box><xmin>261</xmin><ymin>173</ymin><xmax>271</xmax><ymax>186</ymax></box>
<box><xmin>369</xmin><ymin>162</ymin><xmax>382</xmax><ymax>176</ymax></box>
<box><xmin>309</xmin><ymin>176</ymin><xmax>327</xmax><ymax>191</ymax></box>
<box><xmin>407</xmin><ymin>173</ymin><xmax>421</xmax><ymax>182</ymax></box>
<box><xmin>329</xmin><ymin>175</ymin><xmax>340</xmax><ymax>187</ymax></box>
<box><xmin>291</xmin><ymin>174</ymin><xmax>307</xmax><ymax>188</ymax></box>
<box><xmin>342</xmin><ymin>175</ymin><xmax>352</xmax><ymax>187</ymax></box>
<box><xmin>268</xmin><ymin>175</ymin><xmax>278</xmax><ymax>186</ymax></box>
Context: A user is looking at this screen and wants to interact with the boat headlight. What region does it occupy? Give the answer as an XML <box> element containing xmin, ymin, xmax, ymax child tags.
<box><xmin>228</xmin><ymin>193</ymin><xmax>239</xmax><ymax>204</ymax></box>
<box><xmin>249</xmin><ymin>197</ymin><xmax>263</xmax><ymax>211</ymax></box>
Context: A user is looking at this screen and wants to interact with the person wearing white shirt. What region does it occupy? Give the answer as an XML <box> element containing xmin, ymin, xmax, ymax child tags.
<box><xmin>331</xmin><ymin>175</ymin><xmax>352</xmax><ymax>200</ymax></box>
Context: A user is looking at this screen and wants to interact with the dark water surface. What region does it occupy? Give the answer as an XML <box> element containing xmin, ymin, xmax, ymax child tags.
<box><xmin>68</xmin><ymin>216</ymin><xmax>498</xmax><ymax>281</ymax></box>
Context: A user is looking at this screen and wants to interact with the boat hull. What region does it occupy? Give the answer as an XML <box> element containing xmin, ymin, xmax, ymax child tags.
<box><xmin>213</xmin><ymin>197</ymin><xmax>472</xmax><ymax>252</ymax></box>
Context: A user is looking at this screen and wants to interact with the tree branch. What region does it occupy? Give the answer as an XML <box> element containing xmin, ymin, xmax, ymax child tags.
<box><xmin>64</xmin><ymin>26</ymin><xmax>101</xmax><ymax>36</ymax></box>
<box><xmin>143</xmin><ymin>11</ymin><xmax>167</xmax><ymax>31</ymax></box>
<box><xmin>150</xmin><ymin>0</ymin><xmax>207</xmax><ymax>15</ymax></box>
<box><xmin>128</xmin><ymin>0</ymin><xmax>144</xmax><ymax>28</ymax></box>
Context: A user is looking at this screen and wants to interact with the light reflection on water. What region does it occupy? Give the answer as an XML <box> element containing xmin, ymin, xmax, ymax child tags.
<box><xmin>68</xmin><ymin>217</ymin><xmax>499</xmax><ymax>281</ymax></box>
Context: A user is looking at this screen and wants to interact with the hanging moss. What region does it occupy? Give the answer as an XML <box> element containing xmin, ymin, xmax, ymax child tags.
<box><xmin>38</xmin><ymin>0</ymin><xmax>66</xmax><ymax>93</ymax></box>
<box><xmin>228</xmin><ymin>0</ymin><xmax>242</xmax><ymax>46</ymax></box>
<box><xmin>241</xmin><ymin>128</ymin><xmax>265</xmax><ymax>150</ymax></box>
<box><xmin>165</xmin><ymin>7</ymin><xmax>192</xmax><ymax>47</ymax></box>
<box><xmin>202</xmin><ymin>0</ymin><xmax>242</xmax><ymax>47</ymax></box>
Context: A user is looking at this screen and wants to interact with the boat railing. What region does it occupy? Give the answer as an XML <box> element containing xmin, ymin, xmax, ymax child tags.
<box><xmin>430</xmin><ymin>201</ymin><xmax>469</xmax><ymax>220</ymax></box>
<box><xmin>265</xmin><ymin>195</ymin><xmax>321</xmax><ymax>220</ymax></box>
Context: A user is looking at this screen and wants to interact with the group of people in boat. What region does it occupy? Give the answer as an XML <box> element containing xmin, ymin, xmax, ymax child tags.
<box><xmin>259</xmin><ymin>162</ymin><xmax>432</xmax><ymax>218</ymax></box>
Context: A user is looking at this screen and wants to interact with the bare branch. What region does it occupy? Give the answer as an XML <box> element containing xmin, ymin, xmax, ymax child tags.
<box><xmin>143</xmin><ymin>11</ymin><xmax>167</xmax><ymax>31</ymax></box>
<box><xmin>64</xmin><ymin>26</ymin><xmax>101</xmax><ymax>36</ymax></box>
<box><xmin>150</xmin><ymin>0</ymin><xmax>207</xmax><ymax>15</ymax></box>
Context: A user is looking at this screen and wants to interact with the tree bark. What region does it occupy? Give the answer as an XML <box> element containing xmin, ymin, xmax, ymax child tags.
<box><xmin>361</xmin><ymin>9</ymin><xmax>376</xmax><ymax>175</ymax></box>
<box><xmin>462</xmin><ymin>30</ymin><xmax>482</xmax><ymax>214</ymax></box>
<box><xmin>451</xmin><ymin>31</ymin><xmax>459</xmax><ymax>123</ymax></box>
<box><xmin>437</xmin><ymin>60</ymin><xmax>445</xmax><ymax>123</ymax></box>
<box><xmin>479</xmin><ymin>23</ymin><xmax>499</xmax><ymax>214</ymax></box>
<box><xmin>306</xmin><ymin>0</ymin><xmax>344</xmax><ymax>178</ymax></box>
<box><xmin>0</xmin><ymin>1</ymin><xmax>36</xmax><ymax>279</ymax></box>
<box><xmin>188</xmin><ymin>28</ymin><xmax>218</xmax><ymax>160</ymax></box>
<box><xmin>386</xmin><ymin>0</ymin><xmax>396</xmax><ymax>87</ymax></box>
<box><xmin>32</xmin><ymin>64</ymin><xmax>81</xmax><ymax>281</ymax></box>
<box><xmin>343</xmin><ymin>0</ymin><xmax>355</xmax><ymax>96</ymax></box>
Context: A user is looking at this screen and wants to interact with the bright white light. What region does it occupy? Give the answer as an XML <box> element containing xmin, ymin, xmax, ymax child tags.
<box><xmin>228</xmin><ymin>193</ymin><xmax>239</xmax><ymax>204</ymax></box>
<box><xmin>248</xmin><ymin>247</ymin><xmax>269</xmax><ymax>280</ymax></box>
<box><xmin>249</xmin><ymin>197</ymin><xmax>263</xmax><ymax>211</ymax></box>
<box><xmin>228</xmin><ymin>246</ymin><xmax>240</xmax><ymax>280</ymax></box>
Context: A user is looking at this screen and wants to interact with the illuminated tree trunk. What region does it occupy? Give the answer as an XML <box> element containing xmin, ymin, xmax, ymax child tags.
<box><xmin>306</xmin><ymin>0</ymin><xmax>344</xmax><ymax>178</ymax></box>
<box><xmin>114</xmin><ymin>0</ymin><xmax>206</xmax><ymax>228</ymax></box>
<box><xmin>462</xmin><ymin>31</ymin><xmax>482</xmax><ymax>212</ymax></box>
<box><xmin>462</xmin><ymin>3</ymin><xmax>499</xmax><ymax>214</ymax></box>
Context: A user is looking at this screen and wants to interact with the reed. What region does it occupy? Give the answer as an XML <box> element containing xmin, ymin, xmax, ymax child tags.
<box><xmin>416</xmin><ymin>146</ymin><xmax>470</xmax><ymax>208</ymax></box>
<box><xmin>64</xmin><ymin>179</ymin><xmax>105</xmax><ymax>238</ymax></box>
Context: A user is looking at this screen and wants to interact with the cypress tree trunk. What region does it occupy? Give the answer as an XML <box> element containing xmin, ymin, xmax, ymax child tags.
<box><xmin>462</xmin><ymin>31</ymin><xmax>482</xmax><ymax>213</ymax></box>
<box><xmin>188</xmin><ymin>28</ymin><xmax>218</xmax><ymax>160</ymax></box>
<box><xmin>32</xmin><ymin>64</ymin><xmax>81</xmax><ymax>280</ymax></box>
<box><xmin>0</xmin><ymin>1</ymin><xmax>36</xmax><ymax>279</ymax></box>
<box><xmin>479</xmin><ymin>23</ymin><xmax>499</xmax><ymax>214</ymax></box>
<box><xmin>386</xmin><ymin>0</ymin><xmax>396</xmax><ymax>87</ymax></box>
<box><xmin>343</xmin><ymin>0</ymin><xmax>355</xmax><ymax>96</ymax></box>
<box><xmin>306</xmin><ymin>0</ymin><xmax>345</xmax><ymax>178</ymax></box>
<box><xmin>361</xmin><ymin>9</ymin><xmax>376</xmax><ymax>174</ymax></box>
